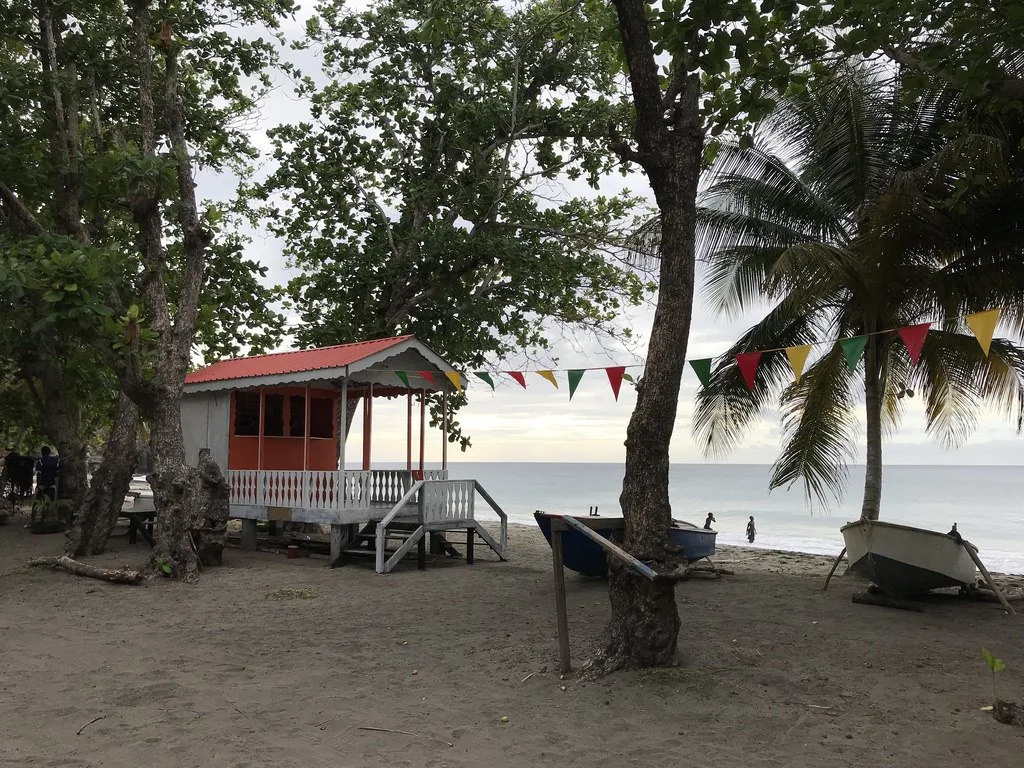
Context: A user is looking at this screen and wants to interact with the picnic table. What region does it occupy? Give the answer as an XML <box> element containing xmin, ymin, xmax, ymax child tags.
<box><xmin>122</xmin><ymin>496</ymin><xmax>156</xmax><ymax>547</ymax></box>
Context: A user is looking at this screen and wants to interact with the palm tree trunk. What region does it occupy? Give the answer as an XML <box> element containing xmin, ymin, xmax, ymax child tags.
<box><xmin>860</xmin><ymin>336</ymin><xmax>883</xmax><ymax>520</ymax></box>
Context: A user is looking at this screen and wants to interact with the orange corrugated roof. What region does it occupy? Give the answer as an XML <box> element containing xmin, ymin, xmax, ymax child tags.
<box><xmin>185</xmin><ymin>335</ymin><xmax>413</xmax><ymax>385</ymax></box>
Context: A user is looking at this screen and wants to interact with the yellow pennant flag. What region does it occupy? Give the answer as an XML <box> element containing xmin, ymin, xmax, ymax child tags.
<box><xmin>444</xmin><ymin>371</ymin><xmax>463</xmax><ymax>392</ymax></box>
<box><xmin>536</xmin><ymin>370</ymin><xmax>559</xmax><ymax>389</ymax></box>
<box><xmin>966</xmin><ymin>308</ymin><xmax>1001</xmax><ymax>357</ymax></box>
<box><xmin>785</xmin><ymin>344</ymin><xmax>812</xmax><ymax>384</ymax></box>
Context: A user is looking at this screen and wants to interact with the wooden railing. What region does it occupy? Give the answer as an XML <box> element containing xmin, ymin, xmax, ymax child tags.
<box><xmin>226</xmin><ymin>469</ymin><xmax>449</xmax><ymax>510</ymax></box>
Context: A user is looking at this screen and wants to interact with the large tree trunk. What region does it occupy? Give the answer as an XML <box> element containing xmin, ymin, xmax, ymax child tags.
<box><xmin>585</xmin><ymin>0</ymin><xmax>703</xmax><ymax>676</ymax></box>
<box><xmin>860</xmin><ymin>336</ymin><xmax>883</xmax><ymax>520</ymax></box>
<box><xmin>148</xmin><ymin>397</ymin><xmax>201</xmax><ymax>578</ymax></box>
<box><xmin>66</xmin><ymin>391</ymin><xmax>139</xmax><ymax>557</ymax></box>
<box><xmin>33</xmin><ymin>366</ymin><xmax>89</xmax><ymax>505</ymax></box>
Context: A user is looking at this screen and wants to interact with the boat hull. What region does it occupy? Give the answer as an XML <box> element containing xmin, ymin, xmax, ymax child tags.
<box><xmin>534</xmin><ymin>513</ymin><xmax>717</xmax><ymax>578</ymax></box>
<box><xmin>534</xmin><ymin>512</ymin><xmax>612</xmax><ymax>578</ymax></box>
<box><xmin>840</xmin><ymin>519</ymin><xmax>977</xmax><ymax>598</ymax></box>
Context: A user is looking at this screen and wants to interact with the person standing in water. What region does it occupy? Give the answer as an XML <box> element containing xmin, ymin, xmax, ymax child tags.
<box><xmin>704</xmin><ymin>512</ymin><xmax>716</xmax><ymax>530</ymax></box>
<box><xmin>746</xmin><ymin>515</ymin><xmax>756</xmax><ymax>543</ymax></box>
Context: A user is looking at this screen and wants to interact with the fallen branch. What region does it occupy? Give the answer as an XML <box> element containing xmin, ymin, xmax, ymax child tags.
<box><xmin>77</xmin><ymin>715</ymin><xmax>106</xmax><ymax>735</ymax></box>
<box><xmin>822</xmin><ymin>547</ymin><xmax>846</xmax><ymax>591</ymax></box>
<box><xmin>29</xmin><ymin>555</ymin><xmax>145</xmax><ymax>584</ymax></box>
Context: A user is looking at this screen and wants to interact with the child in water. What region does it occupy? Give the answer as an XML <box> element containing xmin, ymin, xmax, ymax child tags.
<box><xmin>746</xmin><ymin>515</ymin><xmax>756</xmax><ymax>543</ymax></box>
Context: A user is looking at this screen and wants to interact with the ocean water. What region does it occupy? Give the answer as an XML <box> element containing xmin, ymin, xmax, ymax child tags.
<box><xmin>438</xmin><ymin>462</ymin><xmax>1024</xmax><ymax>574</ymax></box>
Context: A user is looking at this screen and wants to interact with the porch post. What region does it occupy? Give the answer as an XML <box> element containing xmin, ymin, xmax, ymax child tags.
<box><xmin>441</xmin><ymin>388</ymin><xmax>448</xmax><ymax>471</ymax></box>
<box><xmin>419</xmin><ymin>390</ymin><xmax>426</xmax><ymax>474</ymax></box>
<box><xmin>406</xmin><ymin>391</ymin><xmax>413</xmax><ymax>472</ymax></box>
<box><xmin>339</xmin><ymin>375</ymin><xmax>347</xmax><ymax>471</ymax></box>
<box><xmin>362</xmin><ymin>382</ymin><xmax>373</xmax><ymax>471</ymax></box>
<box><xmin>257</xmin><ymin>387</ymin><xmax>265</xmax><ymax>505</ymax></box>
<box><xmin>303</xmin><ymin>382</ymin><xmax>311</xmax><ymax>506</ymax></box>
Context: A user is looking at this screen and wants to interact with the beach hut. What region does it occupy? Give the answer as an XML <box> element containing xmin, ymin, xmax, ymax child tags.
<box><xmin>181</xmin><ymin>335</ymin><xmax>507</xmax><ymax>572</ymax></box>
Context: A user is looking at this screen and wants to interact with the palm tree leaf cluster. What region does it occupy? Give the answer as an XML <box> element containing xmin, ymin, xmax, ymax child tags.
<box><xmin>691</xmin><ymin>62</ymin><xmax>1024</xmax><ymax>516</ymax></box>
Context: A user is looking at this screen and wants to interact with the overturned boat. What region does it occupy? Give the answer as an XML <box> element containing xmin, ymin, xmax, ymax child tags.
<box><xmin>840</xmin><ymin>519</ymin><xmax>978</xmax><ymax>598</ymax></box>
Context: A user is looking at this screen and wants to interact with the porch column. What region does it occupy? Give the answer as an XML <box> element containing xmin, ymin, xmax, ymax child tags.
<box><xmin>362</xmin><ymin>383</ymin><xmax>373</xmax><ymax>471</ymax></box>
<box><xmin>338</xmin><ymin>376</ymin><xmax>347</xmax><ymax>471</ymax></box>
<box><xmin>303</xmin><ymin>382</ymin><xmax>311</xmax><ymax>506</ymax></box>
<box><xmin>441</xmin><ymin>389</ymin><xmax>448</xmax><ymax>471</ymax></box>
<box><xmin>419</xmin><ymin>390</ymin><xmax>426</xmax><ymax>474</ymax></box>
<box><xmin>257</xmin><ymin>387</ymin><xmax>265</xmax><ymax>505</ymax></box>
<box><xmin>406</xmin><ymin>392</ymin><xmax>413</xmax><ymax>472</ymax></box>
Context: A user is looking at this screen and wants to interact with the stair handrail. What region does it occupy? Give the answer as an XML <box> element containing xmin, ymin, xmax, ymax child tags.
<box><xmin>473</xmin><ymin>480</ymin><xmax>508</xmax><ymax>558</ymax></box>
<box><xmin>375</xmin><ymin>480</ymin><xmax>425</xmax><ymax>573</ymax></box>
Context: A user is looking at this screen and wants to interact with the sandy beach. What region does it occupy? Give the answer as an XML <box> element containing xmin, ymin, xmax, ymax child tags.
<box><xmin>2</xmin><ymin>517</ymin><xmax>1022</xmax><ymax>768</ymax></box>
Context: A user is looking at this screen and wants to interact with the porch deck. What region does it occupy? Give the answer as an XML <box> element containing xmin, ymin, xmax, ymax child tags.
<box><xmin>227</xmin><ymin>469</ymin><xmax>508</xmax><ymax>573</ymax></box>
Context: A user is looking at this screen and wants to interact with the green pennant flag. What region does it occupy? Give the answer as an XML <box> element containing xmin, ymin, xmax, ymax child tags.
<box><xmin>840</xmin><ymin>336</ymin><xmax>868</xmax><ymax>372</ymax></box>
<box><xmin>395</xmin><ymin>371</ymin><xmax>410</xmax><ymax>387</ymax></box>
<box><xmin>689</xmin><ymin>358</ymin><xmax>712</xmax><ymax>388</ymax></box>
<box><xmin>473</xmin><ymin>371</ymin><xmax>495</xmax><ymax>390</ymax></box>
<box><xmin>567</xmin><ymin>369</ymin><xmax>585</xmax><ymax>400</ymax></box>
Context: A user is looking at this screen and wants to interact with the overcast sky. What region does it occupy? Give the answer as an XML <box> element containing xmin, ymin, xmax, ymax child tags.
<box><xmin>197</xmin><ymin>5</ymin><xmax>1024</xmax><ymax>467</ymax></box>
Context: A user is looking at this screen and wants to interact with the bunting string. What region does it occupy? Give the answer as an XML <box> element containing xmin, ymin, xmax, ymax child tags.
<box><xmin>384</xmin><ymin>308</ymin><xmax>1004</xmax><ymax>399</ymax></box>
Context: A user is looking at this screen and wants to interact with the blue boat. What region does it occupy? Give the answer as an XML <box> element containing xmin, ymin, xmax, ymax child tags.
<box><xmin>534</xmin><ymin>512</ymin><xmax>717</xmax><ymax>578</ymax></box>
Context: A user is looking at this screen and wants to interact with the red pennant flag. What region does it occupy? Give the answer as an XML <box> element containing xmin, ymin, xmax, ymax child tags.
<box><xmin>505</xmin><ymin>371</ymin><xmax>527</xmax><ymax>389</ymax></box>
<box><xmin>605</xmin><ymin>367</ymin><xmax>626</xmax><ymax>400</ymax></box>
<box><xmin>419</xmin><ymin>370</ymin><xmax>436</xmax><ymax>385</ymax></box>
<box><xmin>897</xmin><ymin>323</ymin><xmax>930</xmax><ymax>365</ymax></box>
<box><xmin>735</xmin><ymin>352</ymin><xmax>762</xmax><ymax>391</ymax></box>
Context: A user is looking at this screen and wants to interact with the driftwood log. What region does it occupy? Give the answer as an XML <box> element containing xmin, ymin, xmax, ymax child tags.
<box><xmin>29</xmin><ymin>555</ymin><xmax>145</xmax><ymax>584</ymax></box>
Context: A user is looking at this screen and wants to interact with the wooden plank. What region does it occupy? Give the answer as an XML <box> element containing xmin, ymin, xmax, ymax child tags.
<box><xmin>473</xmin><ymin>525</ymin><xmax>508</xmax><ymax>561</ymax></box>
<box><xmin>240</xmin><ymin>519</ymin><xmax>258</xmax><ymax>551</ymax></box>
<box><xmin>546</xmin><ymin>513</ymin><xmax>626</xmax><ymax>532</ymax></box>
<box><xmin>561</xmin><ymin>515</ymin><xmax>658</xmax><ymax>581</ymax></box>
<box><xmin>382</xmin><ymin>525</ymin><xmax>426</xmax><ymax>573</ymax></box>
<box><xmin>267</xmin><ymin>506</ymin><xmax>292</xmax><ymax>522</ymax></box>
<box><xmin>962</xmin><ymin>539</ymin><xmax>1016</xmax><ymax>616</ymax></box>
<box><xmin>552</xmin><ymin>528</ymin><xmax>571</xmax><ymax>674</ymax></box>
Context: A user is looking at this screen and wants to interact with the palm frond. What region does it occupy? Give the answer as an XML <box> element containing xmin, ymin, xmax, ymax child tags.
<box><xmin>692</xmin><ymin>296</ymin><xmax>836</xmax><ymax>458</ymax></box>
<box><xmin>911</xmin><ymin>330</ymin><xmax>1024</xmax><ymax>445</ymax></box>
<box><xmin>770</xmin><ymin>344</ymin><xmax>860</xmax><ymax>505</ymax></box>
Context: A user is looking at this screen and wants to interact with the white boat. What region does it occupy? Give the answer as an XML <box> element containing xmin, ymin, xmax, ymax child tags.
<box><xmin>840</xmin><ymin>519</ymin><xmax>978</xmax><ymax>598</ymax></box>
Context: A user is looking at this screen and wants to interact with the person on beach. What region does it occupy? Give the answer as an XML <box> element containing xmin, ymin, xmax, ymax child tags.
<box><xmin>34</xmin><ymin>446</ymin><xmax>61</xmax><ymax>501</ymax></box>
<box><xmin>746</xmin><ymin>515</ymin><xmax>756</xmax><ymax>543</ymax></box>
<box><xmin>704</xmin><ymin>512</ymin><xmax>716</xmax><ymax>530</ymax></box>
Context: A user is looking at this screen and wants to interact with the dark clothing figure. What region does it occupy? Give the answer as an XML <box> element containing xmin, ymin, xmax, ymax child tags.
<box><xmin>2</xmin><ymin>450</ymin><xmax>18</xmax><ymax>498</ymax></box>
<box><xmin>704</xmin><ymin>513</ymin><xmax>716</xmax><ymax>530</ymax></box>
<box><xmin>35</xmin><ymin>447</ymin><xmax>61</xmax><ymax>499</ymax></box>
<box><xmin>746</xmin><ymin>516</ymin><xmax>756</xmax><ymax>544</ymax></box>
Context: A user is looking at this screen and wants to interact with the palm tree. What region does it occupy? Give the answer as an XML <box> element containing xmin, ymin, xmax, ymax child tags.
<box><xmin>689</xmin><ymin>63</ymin><xmax>1024</xmax><ymax>520</ymax></box>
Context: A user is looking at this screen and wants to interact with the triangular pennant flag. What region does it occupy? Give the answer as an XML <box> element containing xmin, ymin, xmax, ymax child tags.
<box><xmin>419</xmin><ymin>370</ymin><xmax>436</xmax><ymax>385</ymax></box>
<box><xmin>444</xmin><ymin>371</ymin><xmax>462</xmax><ymax>392</ymax></box>
<box><xmin>839</xmin><ymin>336</ymin><xmax>868</xmax><ymax>372</ymax></box>
<box><xmin>965</xmin><ymin>308</ymin><xmax>1001</xmax><ymax>357</ymax></box>
<box><xmin>536</xmin><ymin>370</ymin><xmax>558</xmax><ymax>389</ymax></box>
<box><xmin>735</xmin><ymin>352</ymin><xmax>762</xmax><ymax>391</ymax></box>
<box><xmin>473</xmin><ymin>371</ymin><xmax>495</xmax><ymax>390</ymax></box>
<box><xmin>395</xmin><ymin>371</ymin><xmax>410</xmax><ymax>387</ymax></box>
<box><xmin>897</xmin><ymin>323</ymin><xmax>931</xmax><ymax>365</ymax></box>
<box><xmin>689</xmin><ymin>358</ymin><xmax>712</xmax><ymax>388</ymax></box>
<box><xmin>505</xmin><ymin>371</ymin><xmax>527</xmax><ymax>389</ymax></box>
<box><xmin>605</xmin><ymin>366</ymin><xmax>626</xmax><ymax>400</ymax></box>
<box><xmin>567</xmin><ymin>370</ymin><xmax>585</xmax><ymax>400</ymax></box>
<box><xmin>785</xmin><ymin>344</ymin><xmax>812</xmax><ymax>384</ymax></box>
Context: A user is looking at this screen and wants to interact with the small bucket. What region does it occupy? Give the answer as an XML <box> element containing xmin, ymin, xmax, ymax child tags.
<box><xmin>286</xmin><ymin>545</ymin><xmax>300</xmax><ymax>559</ymax></box>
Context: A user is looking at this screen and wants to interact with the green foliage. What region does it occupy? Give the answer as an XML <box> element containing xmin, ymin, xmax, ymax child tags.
<box><xmin>982</xmin><ymin>647</ymin><xmax>1006</xmax><ymax>702</ymax></box>
<box><xmin>263</xmin><ymin>0</ymin><xmax>653</xmax><ymax>447</ymax></box>
<box><xmin>691</xmin><ymin>63</ymin><xmax>1024</xmax><ymax>508</ymax></box>
<box><xmin>0</xmin><ymin>0</ymin><xmax>293</xmax><ymax>444</ymax></box>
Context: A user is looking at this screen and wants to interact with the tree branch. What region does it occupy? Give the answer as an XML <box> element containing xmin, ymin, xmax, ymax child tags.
<box><xmin>0</xmin><ymin>182</ymin><xmax>46</xmax><ymax>235</ymax></box>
